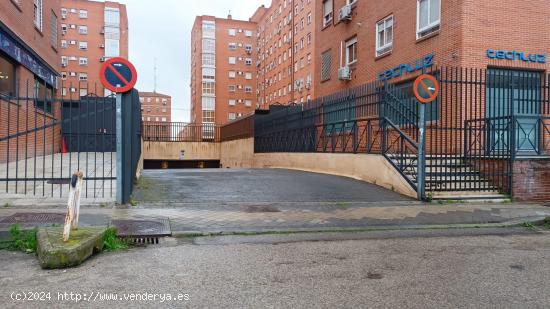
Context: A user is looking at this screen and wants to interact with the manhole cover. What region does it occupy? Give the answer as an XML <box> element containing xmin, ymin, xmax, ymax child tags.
<box><xmin>241</xmin><ymin>205</ymin><xmax>281</xmax><ymax>213</ymax></box>
<box><xmin>0</xmin><ymin>213</ymin><xmax>65</xmax><ymax>224</ymax></box>
<box><xmin>110</xmin><ymin>219</ymin><xmax>171</xmax><ymax>237</ymax></box>
<box><xmin>47</xmin><ymin>179</ymin><xmax>71</xmax><ymax>185</ymax></box>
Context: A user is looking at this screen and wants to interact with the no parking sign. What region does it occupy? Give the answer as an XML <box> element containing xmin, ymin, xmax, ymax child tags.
<box><xmin>99</xmin><ymin>57</ymin><xmax>138</xmax><ymax>93</ymax></box>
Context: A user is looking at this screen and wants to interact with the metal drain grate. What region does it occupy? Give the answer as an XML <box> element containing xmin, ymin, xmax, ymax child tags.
<box><xmin>110</xmin><ymin>218</ymin><xmax>171</xmax><ymax>244</ymax></box>
<box><xmin>0</xmin><ymin>213</ymin><xmax>65</xmax><ymax>224</ymax></box>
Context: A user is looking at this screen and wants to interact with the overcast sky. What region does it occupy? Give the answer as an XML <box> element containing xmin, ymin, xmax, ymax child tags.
<box><xmin>114</xmin><ymin>0</ymin><xmax>270</xmax><ymax>122</ymax></box>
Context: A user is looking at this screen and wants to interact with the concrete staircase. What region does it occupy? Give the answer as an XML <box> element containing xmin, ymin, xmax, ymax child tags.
<box><xmin>386</xmin><ymin>154</ymin><xmax>509</xmax><ymax>202</ymax></box>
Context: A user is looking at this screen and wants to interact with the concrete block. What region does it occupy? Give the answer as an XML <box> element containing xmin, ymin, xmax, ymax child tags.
<box><xmin>37</xmin><ymin>227</ymin><xmax>107</xmax><ymax>269</ymax></box>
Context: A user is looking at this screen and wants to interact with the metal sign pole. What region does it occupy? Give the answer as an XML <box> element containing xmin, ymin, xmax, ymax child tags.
<box><xmin>116</xmin><ymin>93</ymin><xmax>123</xmax><ymax>204</ymax></box>
<box><xmin>417</xmin><ymin>104</ymin><xmax>426</xmax><ymax>201</ymax></box>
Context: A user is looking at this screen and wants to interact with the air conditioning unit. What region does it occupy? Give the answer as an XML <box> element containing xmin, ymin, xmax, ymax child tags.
<box><xmin>100</xmin><ymin>57</ymin><xmax>106</xmax><ymax>62</ymax></box>
<box><xmin>61</xmin><ymin>30</ymin><xmax>67</xmax><ymax>36</ymax></box>
<box><xmin>100</xmin><ymin>28</ymin><xmax>105</xmax><ymax>34</ymax></box>
<box><xmin>339</xmin><ymin>4</ymin><xmax>353</xmax><ymax>22</ymax></box>
<box><xmin>99</xmin><ymin>44</ymin><xmax>105</xmax><ymax>49</ymax></box>
<box><xmin>338</xmin><ymin>66</ymin><xmax>352</xmax><ymax>80</ymax></box>
<box><xmin>61</xmin><ymin>14</ymin><xmax>67</xmax><ymax>19</ymax></box>
<box><xmin>61</xmin><ymin>63</ymin><xmax>67</xmax><ymax>68</ymax></box>
<box><xmin>305</xmin><ymin>82</ymin><xmax>311</xmax><ymax>89</ymax></box>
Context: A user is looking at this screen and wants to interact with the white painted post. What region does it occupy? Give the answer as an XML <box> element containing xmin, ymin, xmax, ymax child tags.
<box><xmin>63</xmin><ymin>171</ymin><xmax>84</xmax><ymax>242</ymax></box>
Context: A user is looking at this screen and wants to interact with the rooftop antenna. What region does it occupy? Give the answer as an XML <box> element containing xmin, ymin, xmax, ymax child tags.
<box><xmin>153</xmin><ymin>57</ymin><xmax>157</xmax><ymax>93</ymax></box>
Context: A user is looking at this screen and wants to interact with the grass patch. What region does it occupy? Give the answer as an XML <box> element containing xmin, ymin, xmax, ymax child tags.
<box><xmin>3</xmin><ymin>202</ymin><xmax>11</xmax><ymax>208</ymax></box>
<box><xmin>129</xmin><ymin>198</ymin><xmax>138</xmax><ymax>207</ymax></box>
<box><xmin>103</xmin><ymin>228</ymin><xmax>129</xmax><ymax>251</ymax></box>
<box><xmin>4</xmin><ymin>225</ymin><xmax>38</xmax><ymax>253</ymax></box>
<box><xmin>336</xmin><ymin>202</ymin><xmax>348</xmax><ymax>209</ymax></box>
<box><xmin>520</xmin><ymin>222</ymin><xmax>537</xmax><ymax>230</ymax></box>
<box><xmin>542</xmin><ymin>217</ymin><xmax>550</xmax><ymax>230</ymax></box>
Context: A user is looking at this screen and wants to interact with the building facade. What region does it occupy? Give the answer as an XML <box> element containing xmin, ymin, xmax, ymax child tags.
<box><xmin>315</xmin><ymin>0</ymin><xmax>549</xmax><ymax>95</ymax></box>
<box><xmin>139</xmin><ymin>91</ymin><xmax>171</xmax><ymax>123</ymax></box>
<box><xmin>255</xmin><ymin>0</ymin><xmax>316</xmax><ymax>108</ymax></box>
<box><xmin>0</xmin><ymin>0</ymin><xmax>61</xmax><ymax>162</ymax></box>
<box><xmin>59</xmin><ymin>0</ymin><xmax>128</xmax><ymax>97</ymax></box>
<box><xmin>190</xmin><ymin>15</ymin><xmax>257</xmax><ymax>126</ymax></box>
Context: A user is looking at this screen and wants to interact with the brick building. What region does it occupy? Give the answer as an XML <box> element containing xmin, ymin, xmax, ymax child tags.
<box><xmin>139</xmin><ymin>91</ymin><xmax>171</xmax><ymax>123</ymax></box>
<box><xmin>311</xmin><ymin>0</ymin><xmax>550</xmax><ymax>201</ymax></box>
<box><xmin>0</xmin><ymin>0</ymin><xmax>61</xmax><ymax>162</ymax></box>
<box><xmin>315</xmin><ymin>0</ymin><xmax>549</xmax><ymax>94</ymax></box>
<box><xmin>190</xmin><ymin>15</ymin><xmax>257</xmax><ymax>126</ymax></box>
<box><xmin>254</xmin><ymin>0</ymin><xmax>316</xmax><ymax>108</ymax></box>
<box><xmin>59</xmin><ymin>0</ymin><xmax>128</xmax><ymax>97</ymax></box>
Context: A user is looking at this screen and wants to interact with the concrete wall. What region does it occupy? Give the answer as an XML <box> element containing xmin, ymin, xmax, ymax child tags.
<box><xmin>251</xmin><ymin>153</ymin><xmax>417</xmax><ymax>198</ymax></box>
<box><xmin>220</xmin><ymin>138</ymin><xmax>254</xmax><ymax>168</ymax></box>
<box><xmin>142</xmin><ymin>141</ymin><xmax>220</xmax><ymax>161</ymax></box>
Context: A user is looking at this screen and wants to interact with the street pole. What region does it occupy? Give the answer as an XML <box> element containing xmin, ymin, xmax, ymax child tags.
<box><xmin>116</xmin><ymin>93</ymin><xmax>123</xmax><ymax>204</ymax></box>
<box><xmin>417</xmin><ymin>104</ymin><xmax>426</xmax><ymax>201</ymax></box>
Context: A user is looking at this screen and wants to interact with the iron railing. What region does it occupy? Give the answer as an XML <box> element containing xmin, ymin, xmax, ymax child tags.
<box><xmin>0</xmin><ymin>81</ymin><xmax>135</xmax><ymax>198</ymax></box>
<box><xmin>220</xmin><ymin>114</ymin><xmax>255</xmax><ymax>142</ymax></box>
<box><xmin>142</xmin><ymin>122</ymin><xmax>220</xmax><ymax>142</ymax></box>
<box><xmin>254</xmin><ymin>66</ymin><xmax>550</xmax><ymax>195</ymax></box>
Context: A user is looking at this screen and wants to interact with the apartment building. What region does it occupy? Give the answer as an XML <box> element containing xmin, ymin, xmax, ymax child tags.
<box><xmin>315</xmin><ymin>0</ymin><xmax>550</xmax><ymax>95</ymax></box>
<box><xmin>0</xmin><ymin>0</ymin><xmax>60</xmax><ymax>97</ymax></box>
<box><xmin>139</xmin><ymin>91</ymin><xmax>171</xmax><ymax>123</ymax></box>
<box><xmin>190</xmin><ymin>15</ymin><xmax>257</xmax><ymax>126</ymax></box>
<box><xmin>255</xmin><ymin>0</ymin><xmax>316</xmax><ymax>108</ymax></box>
<box><xmin>0</xmin><ymin>0</ymin><xmax>61</xmax><ymax>162</ymax></box>
<box><xmin>59</xmin><ymin>0</ymin><xmax>128</xmax><ymax>97</ymax></box>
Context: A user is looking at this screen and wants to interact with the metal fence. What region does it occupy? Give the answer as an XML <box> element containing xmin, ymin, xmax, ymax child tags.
<box><xmin>220</xmin><ymin>114</ymin><xmax>255</xmax><ymax>142</ymax></box>
<box><xmin>142</xmin><ymin>122</ymin><xmax>220</xmax><ymax>142</ymax></box>
<box><xmin>254</xmin><ymin>67</ymin><xmax>550</xmax><ymax>196</ymax></box>
<box><xmin>0</xmin><ymin>81</ymin><xmax>141</xmax><ymax>199</ymax></box>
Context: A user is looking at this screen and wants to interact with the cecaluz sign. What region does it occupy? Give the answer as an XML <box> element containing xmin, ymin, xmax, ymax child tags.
<box><xmin>378</xmin><ymin>54</ymin><xmax>435</xmax><ymax>81</ymax></box>
<box><xmin>487</xmin><ymin>49</ymin><xmax>546</xmax><ymax>63</ymax></box>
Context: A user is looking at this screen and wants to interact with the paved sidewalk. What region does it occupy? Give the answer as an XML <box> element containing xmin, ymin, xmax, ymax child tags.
<box><xmin>1</xmin><ymin>202</ymin><xmax>549</xmax><ymax>234</ymax></box>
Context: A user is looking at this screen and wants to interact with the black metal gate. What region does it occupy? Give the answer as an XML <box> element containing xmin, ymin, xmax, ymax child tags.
<box><xmin>0</xmin><ymin>80</ymin><xmax>134</xmax><ymax>199</ymax></box>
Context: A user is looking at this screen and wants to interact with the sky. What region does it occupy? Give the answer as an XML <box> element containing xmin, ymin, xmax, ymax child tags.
<box><xmin>114</xmin><ymin>0</ymin><xmax>270</xmax><ymax>122</ymax></box>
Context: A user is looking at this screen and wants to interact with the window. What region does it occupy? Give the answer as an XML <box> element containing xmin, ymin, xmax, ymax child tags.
<box><xmin>387</xmin><ymin>80</ymin><xmax>440</xmax><ymax>125</ymax></box>
<box><xmin>323</xmin><ymin>0</ymin><xmax>333</xmax><ymax>27</ymax></box>
<box><xmin>202</xmin><ymin>97</ymin><xmax>215</xmax><ymax>109</ymax></box>
<box><xmin>245</xmin><ymin>72</ymin><xmax>252</xmax><ymax>80</ymax></box>
<box><xmin>202</xmin><ymin>54</ymin><xmax>215</xmax><ymax>66</ymax></box>
<box><xmin>104</xmin><ymin>7</ymin><xmax>120</xmax><ymax>25</ymax></box>
<box><xmin>245</xmin><ymin>86</ymin><xmax>252</xmax><ymax>93</ymax></box>
<box><xmin>202</xmin><ymin>67</ymin><xmax>215</xmax><ymax>80</ymax></box>
<box><xmin>105</xmin><ymin>39</ymin><xmax>120</xmax><ymax>57</ymax></box>
<box><xmin>417</xmin><ymin>0</ymin><xmax>440</xmax><ymax>39</ymax></box>
<box><xmin>79</xmin><ymin>88</ymin><xmax>88</xmax><ymax>97</ymax></box>
<box><xmin>345</xmin><ymin>37</ymin><xmax>357</xmax><ymax>65</ymax></box>
<box><xmin>228</xmin><ymin>113</ymin><xmax>236</xmax><ymax>120</ymax></box>
<box><xmin>229</xmin><ymin>57</ymin><xmax>236</xmax><ymax>64</ymax></box>
<box><xmin>229</xmin><ymin>85</ymin><xmax>236</xmax><ymax>92</ymax></box>
<box><xmin>245</xmin><ymin>30</ymin><xmax>253</xmax><ymax>37</ymax></box>
<box><xmin>245</xmin><ymin>100</ymin><xmax>252</xmax><ymax>107</ymax></box>
<box><xmin>228</xmin><ymin>28</ymin><xmax>236</xmax><ymax>36</ymax></box>
<box><xmin>228</xmin><ymin>43</ymin><xmax>237</xmax><ymax>50</ymax></box>
<box><xmin>79</xmin><ymin>73</ymin><xmax>88</xmax><ymax>81</ymax></box>
<box><xmin>34</xmin><ymin>77</ymin><xmax>54</xmax><ymax>113</ymax></box>
<box><xmin>0</xmin><ymin>55</ymin><xmax>16</xmax><ymax>96</ymax></box>
<box><xmin>229</xmin><ymin>99</ymin><xmax>236</xmax><ymax>106</ymax></box>
<box><xmin>376</xmin><ymin>16</ymin><xmax>393</xmax><ymax>56</ymax></box>
<box><xmin>79</xmin><ymin>10</ymin><xmax>88</xmax><ymax>18</ymax></box>
<box><xmin>202</xmin><ymin>110</ymin><xmax>215</xmax><ymax>123</ymax></box>
<box><xmin>202</xmin><ymin>82</ymin><xmax>215</xmax><ymax>95</ymax></box>
<box><xmin>79</xmin><ymin>25</ymin><xmax>88</xmax><ymax>34</ymax></box>
<box><xmin>79</xmin><ymin>41</ymin><xmax>88</xmax><ymax>50</ymax></box>
<box><xmin>33</xmin><ymin>0</ymin><xmax>43</xmax><ymax>31</ymax></box>
<box><xmin>202</xmin><ymin>39</ymin><xmax>215</xmax><ymax>53</ymax></box>
<box><xmin>79</xmin><ymin>57</ymin><xmax>88</xmax><ymax>66</ymax></box>
<box><xmin>321</xmin><ymin>50</ymin><xmax>332</xmax><ymax>81</ymax></box>
<box><xmin>229</xmin><ymin>71</ymin><xmax>236</xmax><ymax>78</ymax></box>
<box><xmin>50</xmin><ymin>12</ymin><xmax>58</xmax><ymax>48</ymax></box>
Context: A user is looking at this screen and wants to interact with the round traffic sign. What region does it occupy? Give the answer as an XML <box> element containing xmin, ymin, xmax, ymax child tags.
<box><xmin>99</xmin><ymin>57</ymin><xmax>138</xmax><ymax>93</ymax></box>
<box><xmin>413</xmin><ymin>74</ymin><xmax>440</xmax><ymax>104</ymax></box>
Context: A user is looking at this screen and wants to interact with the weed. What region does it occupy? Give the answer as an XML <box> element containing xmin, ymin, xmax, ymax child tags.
<box><xmin>129</xmin><ymin>198</ymin><xmax>138</xmax><ymax>207</ymax></box>
<box><xmin>3</xmin><ymin>202</ymin><xmax>11</xmax><ymax>208</ymax></box>
<box><xmin>7</xmin><ymin>225</ymin><xmax>37</xmax><ymax>253</ymax></box>
<box><xmin>336</xmin><ymin>202</ymin><xmax>348</xmax><ymax>209</ymax></box>
<box><xmin>425</xmin><ymin>192</ymin><xmax>434</xmax><ymax>202</ymax></box>
<box><xmin>99</xmin><ymin>203</ymin><xmax>107</xmax><ymax>208</ymax></box>
<box><xmin>103</xmin><ymin>228</ymin><xmax>128</xmax><ymax>251</ymax></box>
<box><xmin>521</xmin><ymin>222</ymin><xmax>537</xmax><ymax>230</ymax></box>
<box><xmin>543</xmin><ymin>217</ymin><xmax>550</xmax><ymax>230</ymax></box>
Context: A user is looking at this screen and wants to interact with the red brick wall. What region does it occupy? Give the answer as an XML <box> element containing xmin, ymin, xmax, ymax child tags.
<box><xmin>513</xmin><ymin>159</ymin><xmax>550</xmax><ymax>202</ymax></box>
